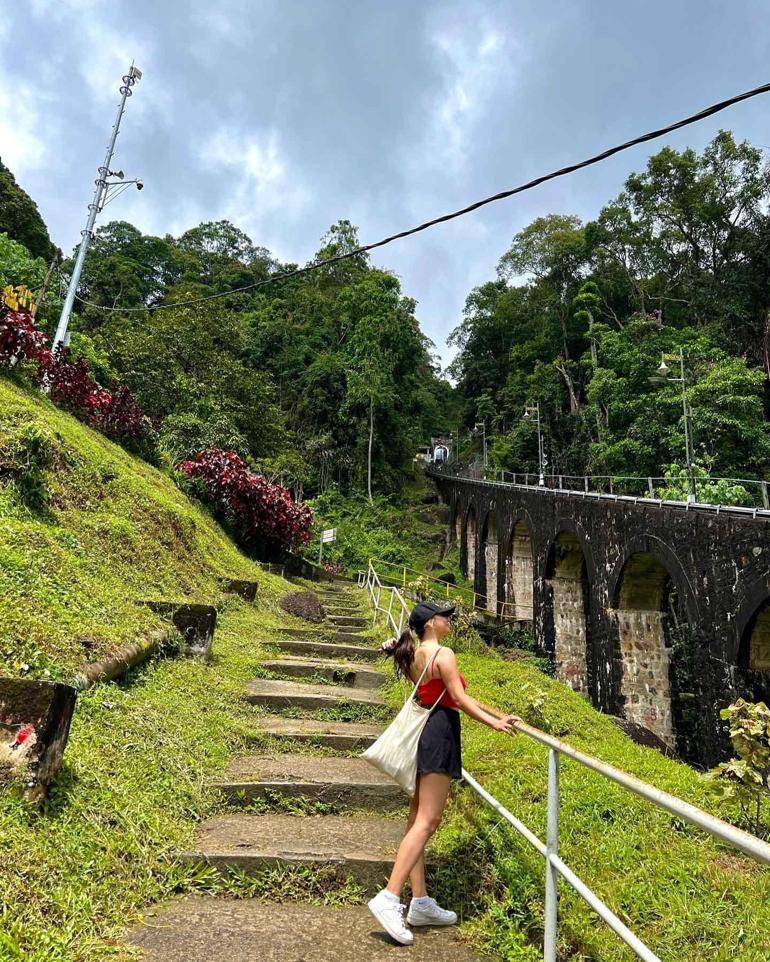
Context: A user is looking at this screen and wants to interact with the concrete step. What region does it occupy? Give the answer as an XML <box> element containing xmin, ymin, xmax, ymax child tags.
<box><xmin>327</xmin><ymin>615</ymin><xmax>369</xmax><ymax>627</ymax></box>
<box><xmin>128</xmin><ymin>898</ymin><xmax>488</xmax><ymax>961</ymax></box>
<box><xmin>272</xmin><ymin>638</ymin><xmax>382</xmax><ymax>663</ymax></box>
<box><xmin>276</xmin><ymin>626</ymin><xmax>371</xmax><ymax>641</ymax></box>
<box><xmin>178</xmin><ymin>813</ymin><xmax>409</xmax><ymax>893</ymax></box>
<box><xmin>213</xmin><ymin>754</ymin><xmax>404</xmax><ymax>811</ymax></box>
<box><xmin>255</xmin><ymin>714</ymin><xmax>383</xmax><ymax>749</ymax></box>
<box><xmin>260</xmin><ymin>658</ymin><xmax>387</xmax><ymax>689</ymax></box>
<box><xmin>335</xmin><ymin>629</ymin><xmax>370</xmax><ymax>641</ymax></box>
<box><xmin>246</xmin><ymin>678</ymin><xmax>386</xmax><ymax>712</ymax></box>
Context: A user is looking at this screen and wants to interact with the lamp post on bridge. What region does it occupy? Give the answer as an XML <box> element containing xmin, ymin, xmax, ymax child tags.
<box><xmin>474</xmin><ymin>420</ymin><xmax>487</xmax><ymax>470</ymax></box>
<box><xmin>523</xmin><ymin>402</ymin><xmax>545</xmax><ymax>486</ymax></box>
<box><xmin>648</xmin><ymin>347</ymin><xmax>697</xmax><ymax>503</ymax></box>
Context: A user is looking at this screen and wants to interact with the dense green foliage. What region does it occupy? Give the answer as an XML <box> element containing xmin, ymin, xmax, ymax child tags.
<box><xmin>58</xmin><ymin>218</ymin><xmax>454</xmax><ymax>497</ymax></box>
<box><xmin>0</xmin><ymin>160</ymin><xmax>57</xmax><ymax>261</ymax></box>
<box><xmin>449</xmin><ymin>133</ymin><xmax>770</xmax><ymax>492</ymax></box>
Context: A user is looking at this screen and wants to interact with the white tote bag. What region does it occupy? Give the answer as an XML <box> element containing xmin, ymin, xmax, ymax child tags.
<box><xmin>361</xmin><ymin>650</ymin><xmax>445</xmax><ymax>797</ymax></box>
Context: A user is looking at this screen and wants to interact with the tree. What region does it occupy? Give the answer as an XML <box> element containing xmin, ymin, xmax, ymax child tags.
<box><xmin>0</xmin><ymin>159</ymin><xmax>57</xmax><ymax>260</ymax></box>
<box><xmin>341</xmin><ymin>274</ymin><xmax>402</xmax><ymax>502</ymax></box>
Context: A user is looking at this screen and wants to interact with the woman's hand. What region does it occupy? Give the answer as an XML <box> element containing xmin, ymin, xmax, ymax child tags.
<box><xmin>490</xmin><ymin>713</ymin><xmax>522</xmax><ymax>733</ymax></box>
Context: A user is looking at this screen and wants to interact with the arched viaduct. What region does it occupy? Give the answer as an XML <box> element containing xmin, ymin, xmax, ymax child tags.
<box><xmin>431</xmin><ymin>468</ymin><xmax>770</xmax><ymax>767</ymax></box>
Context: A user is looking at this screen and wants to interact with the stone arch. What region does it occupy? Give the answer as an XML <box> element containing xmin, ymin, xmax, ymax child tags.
<box><xmin>610</xmin><ymin>551</ymin><xmax>695</xmax><ymax>753</ymax></box>
<box><xmin>464</xmin><ymin>506</ymin><xmax>477</xmax><ymax>584</ymax></box>
<box><xmin>738</xmin><ymin>594</ymin><xmax>770</xmax><ymax>671</ymax></box>
<box><xmin>480</xmin><ymin>509</ymin><xmax>499</xmax><ymax>613</ymax></box>
<box><xmin>505</xmin><ymin>518</ymin><xmax>534</xmax><ymax>621</ymax></box>
<box><xmin>543</xmin><ymin>531</ymin><xmax>590</xmax><ymax>694</ymax></box>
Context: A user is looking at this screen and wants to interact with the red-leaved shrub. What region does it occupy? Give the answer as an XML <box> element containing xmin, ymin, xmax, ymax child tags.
<box><xmin>0</xmin><ymin>292</ymin><xmax>155</xmax><ymax>456</ymax></box>
<box><xmin>178</xmin><ymin>448</ymin><xmax>313</xmax><ymax>552</ymax></box>
<box><xmin>0</xmin><ymin>304</ymin><xmax>49</xmax><ymax>367</ymax></box>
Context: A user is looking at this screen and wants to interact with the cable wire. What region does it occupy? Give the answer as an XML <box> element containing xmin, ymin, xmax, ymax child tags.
<box><xmin>73</xmin><ymin>79</ymin><xmax>770</xmax><ymax>314</ymax></box>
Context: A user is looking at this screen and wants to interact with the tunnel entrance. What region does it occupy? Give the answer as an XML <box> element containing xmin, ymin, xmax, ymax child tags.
<box><xmin>543</xmin><ymin>532</ymin><xmax>589</xmax><ymax>694</ymax></box>
<box><xmin>505</xmin><ymin>521</ymin><xmax>533</xmax><ymax>622</ymax></box>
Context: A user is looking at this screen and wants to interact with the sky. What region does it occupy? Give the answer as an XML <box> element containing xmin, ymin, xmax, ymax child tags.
<box><xmin>2</xmin><ymin>0</ymin><xmax>770</xmax><ymax>369</ymax></box>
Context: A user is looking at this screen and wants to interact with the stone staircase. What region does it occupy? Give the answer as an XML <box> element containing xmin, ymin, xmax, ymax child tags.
<box><xmin>128</xmin><ymin>580</ymin><xmax>486</xmax><ymax>960</ymax></box>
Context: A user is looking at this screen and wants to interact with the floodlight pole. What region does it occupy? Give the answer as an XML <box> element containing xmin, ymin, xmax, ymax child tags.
<box><xmin>523</xmin><ymin>402</ymin><xmax>545</xmax><ymax>486</ymax></box>
<box><xmin>53</xmin><ymin>64</ymin><xmax>142</xmax><ymax>350</ymax></box>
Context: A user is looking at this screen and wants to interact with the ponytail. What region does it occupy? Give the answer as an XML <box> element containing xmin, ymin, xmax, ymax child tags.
<box><xmin>381</xmin><ymin>627</ymin><xmax>416</xmax><ymax>680</ymax></box>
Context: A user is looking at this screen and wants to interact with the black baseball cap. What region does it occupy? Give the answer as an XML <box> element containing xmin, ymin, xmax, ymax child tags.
<box><xmin>408</xmin><ymin>600</ymin><xmax>456</xmax><ymax>633</ymax></box>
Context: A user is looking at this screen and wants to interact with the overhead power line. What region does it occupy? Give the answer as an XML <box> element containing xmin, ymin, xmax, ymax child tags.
<box><xmin>74</xmin><ymin>79</ymin><xmax>770</xmax><ymax>315</ymax></box>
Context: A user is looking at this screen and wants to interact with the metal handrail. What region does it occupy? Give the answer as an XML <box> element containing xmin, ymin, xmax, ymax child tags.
<box><xmin>360</xmin><ymin>558</ymin><xmax>770</xmax><ymax>962</ymax></box>
<box><xmin>368</xmin><ymin>556</ymin><xmax>534</xmax><ymax>617</ymax></box>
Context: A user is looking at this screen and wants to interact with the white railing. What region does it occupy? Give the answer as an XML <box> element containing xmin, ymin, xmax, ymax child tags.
<box><xmin>359</xmin><ymin>559</ymin><xmax>770</xmax><ymax>962</ymax></box>
<box><xmin>358</xmin><ymin>559</ymin><xmax>411</xmax><ymax>636</ymax></box>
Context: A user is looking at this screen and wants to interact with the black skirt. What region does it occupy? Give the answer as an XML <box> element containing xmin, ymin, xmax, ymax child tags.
<box><xmin>417</xmin><ymin>704</ymin><xmax>462</xmax><ymax>780</ymax></box>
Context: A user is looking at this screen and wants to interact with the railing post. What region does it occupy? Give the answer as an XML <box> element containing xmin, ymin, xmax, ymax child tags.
<box><xmin>584</xmin><ymin>476</ymin><xmax>589</xmax><ymax>493</ymax></box>
<box><xmin>403</xmin><ymin>566</ymin><xmax>407</xmax><ymax>589</ymax></box>
<box><xmin>647</xmin><ymin>477</ymin><xmax>654</xmax><ymax>497</ymax></box>
<box><xmin>558</xmin><ymin>474</ymin><xmax>563</xmax><ymax>489</ymax></box>
<box><xmin>762</xmin><ymin>481</ymin><xmax>769</xmax><ymax>511</ymax></box>
<box><xmin>544</xmin><ymin>748</ymin><xmax>559</xmax><ymax>962</ymax></box>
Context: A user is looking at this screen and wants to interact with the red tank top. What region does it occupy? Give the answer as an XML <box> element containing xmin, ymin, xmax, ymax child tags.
<box><xmin>416</xmin><ymin>648</ymin><xmax>467</xmax><ymax>710</ymax></box>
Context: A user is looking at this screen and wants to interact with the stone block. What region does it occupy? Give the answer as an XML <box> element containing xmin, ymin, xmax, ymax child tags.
<box><xmin>143</xmin><ymin>602</ymin><xmax>217</xmax><ymax>661</ymax></box>
<box><xmin>219</xmin><ymin>578</ymin><xmax>259</xmax><ymax>603</ymax></box>
<box><xmin>0</xmin><ymin>677</ymin><xmax>77</xmax><ymax>801</ymax></box>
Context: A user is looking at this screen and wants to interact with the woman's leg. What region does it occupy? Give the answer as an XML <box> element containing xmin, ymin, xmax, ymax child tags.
<box><xmin>386</xmin><ymin>773</ymin><xmax>451</xmax><ymax>897</ymax></box>
<box><xmin>406</xmin><ymin>780</ymin><xmax>427</xmax><ymax>898</ymax></box>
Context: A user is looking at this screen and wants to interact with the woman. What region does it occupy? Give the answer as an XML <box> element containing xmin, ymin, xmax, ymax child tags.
<box><xmin>367</xmin><ymin>599</ymin><xmax>521</xmax><ymax>946</ymax></box>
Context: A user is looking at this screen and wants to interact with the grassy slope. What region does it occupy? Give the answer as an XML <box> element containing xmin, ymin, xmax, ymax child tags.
<box><xmin>0</xmin><ymin>378</ymin><xmax>344</xmax><ymax>960</ymax></box>
<box><xmin>0</xmin><ymin>378</ymin><xmax>266</xmax><ymax>678</ymax></box>
<box><xmin>2</xmin><ymin>378</ymin><xmax>769</xmax><ymax>961</ymax></box>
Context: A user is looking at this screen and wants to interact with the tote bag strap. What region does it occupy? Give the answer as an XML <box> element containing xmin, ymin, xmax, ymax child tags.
<box><xmin>406</xmin><ymin>647</ymin><xmax>447</xmax><ymax>708</ymax></box>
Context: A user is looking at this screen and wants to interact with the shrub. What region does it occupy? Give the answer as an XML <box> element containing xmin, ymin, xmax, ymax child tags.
<box><xmin>0</xmin><ymin>290</ymin><xmax>156</xmax><ymax>458</ymax></box>
<box><xmin>707</xmin><ymin>698</ymin><xmax>770</xmax><ymax>838</ymax></box>
<box><xmin>279</xmin><ymin>590</ymin><xmax>325</xmax><ymax>622</ymax></box>
<box><xmin>0</xmin><ymin>291</ymin><xmax>48</xmax><ymax>368</ymax></box>
<box><xmin>178</xmin><ymin>448</ymin><xmax>313</xmax><ymax>553</ymax></box>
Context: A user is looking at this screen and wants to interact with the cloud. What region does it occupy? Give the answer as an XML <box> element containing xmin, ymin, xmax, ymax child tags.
<box><xmin>199</xmin><ymin>127</ymin><xmax>309</xmax><ymax>258</ymax></box>
<box><xmin>3</xmin><ymin>0</ymin><xmax>770</xmax><ymax>370</ymax></box>
<box><xmin>0</xmin><ymin>79</ymin><xmax>47</xmax><ymax>173</ymax></box>
<box><xmin>427</xmin><ymin>22</ymin><xmax>511</xmax><ymax>173</ymax></box>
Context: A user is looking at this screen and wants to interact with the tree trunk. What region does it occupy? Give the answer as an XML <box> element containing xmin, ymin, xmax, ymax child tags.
<box><xmin>367</xmin><ymin>394</ymin><xmax>374</xmax><ymax>504</ymax></box>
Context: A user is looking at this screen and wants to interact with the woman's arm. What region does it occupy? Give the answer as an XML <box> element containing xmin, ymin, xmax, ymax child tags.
<box><xmin>436</xmin><ymin>649</ymin><xmax>520</xmax><ymax>733</ymax></box>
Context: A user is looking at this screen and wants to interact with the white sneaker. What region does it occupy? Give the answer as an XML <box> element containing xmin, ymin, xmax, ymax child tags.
<box><xmin>406</xmin><ymin>896</ymin><xmax>458</xmax><ymax>926</ymax></box>
<box><xmin>367</xmin><ymin>890</ymin><xmax>413</xmax><ymax>945</ymax></box>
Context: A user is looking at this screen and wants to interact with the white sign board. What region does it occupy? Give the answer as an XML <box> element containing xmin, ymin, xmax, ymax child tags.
<box><xmin>321</xmin><ymin>528</ymin><xmax>337</xmax><ymax>543</ymax></box>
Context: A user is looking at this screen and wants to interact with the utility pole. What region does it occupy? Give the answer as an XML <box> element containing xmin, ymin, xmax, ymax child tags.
<box><xmin>31</xmin><ymin>254</ymin><xmax>58</xmax><ymax>319</ymax></box>
<box><xmin>53</xmin><ymin>64</ymin><xmax>143</xmax><ymax>350</ymax></box>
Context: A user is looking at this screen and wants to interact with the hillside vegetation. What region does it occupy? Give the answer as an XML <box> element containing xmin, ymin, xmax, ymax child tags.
<box><xmin>0</xmin><ymin>377</ymin><xmax>271</xmax><ymax>678</ymax></box>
